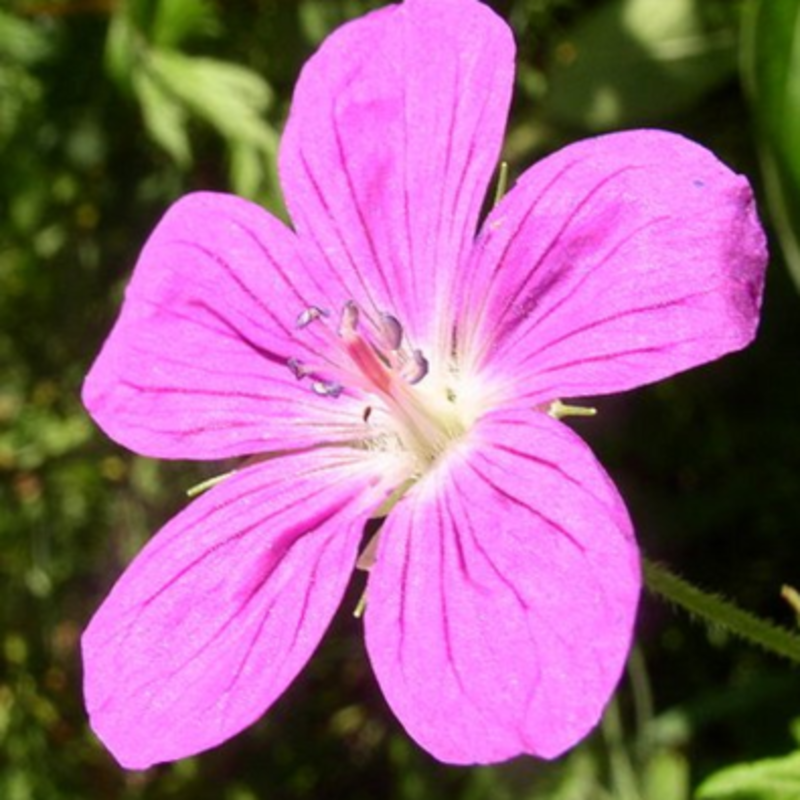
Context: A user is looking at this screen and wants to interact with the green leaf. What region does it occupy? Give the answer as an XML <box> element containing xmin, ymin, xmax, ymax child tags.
<box><xmin>132</xmin><ymin>69</ymin><xmax>191</xmax><ymax>166</ymax></box>
<box><xmin>0</xmin><ymin>9</ymin><xmax>51</xmax><ymax>64</ymax></box>
<box><xmin>742</xmin><ymin>0</ymin><xmax>800</xmax><ymax>292</ymax></box>
<box><xmin>0</xmin><ymin>12</ymin><xmax>49</xmax><ymax>146</ymax></box>
<box><xmin>643</xmin><ymin>750</ymin><xmax>690</xmax><ymax>800</ymax></box>
<box><xmin>228</xmin><ymin>137</ymin><xmax>283</xmax><ymax>211</ymax></box>
<box><xmin>299</xmin><ymin>0</ymin><xmax>381</xmax><ymax>46</ymax></box>
<box><xmin>696</xmin><ymin>750</ymin><xmax>800</xmax><ymax>799</ymax></box>
<box><xmin>104</xmin><ymin>3</ymin><xmax>139</xmax><ymax>90</ymax></box>
<box><xmin>543</xmin><ymin>0</ymin><xmax>737</xmax><ymax>130</ymax></box>
<box><xmin>148</xmin><ymin>50</ymin><xmax>274</xmax><ymax>146</ymax></box>
<box><xmin>151</xmin><ymin>0</ymin><xmax>219</xmax><ymax>49</ymax></box>
<box><xmin>105</xmin><ymin>0</ymin><xmax>219</xmax><ymax>89</ymax></box>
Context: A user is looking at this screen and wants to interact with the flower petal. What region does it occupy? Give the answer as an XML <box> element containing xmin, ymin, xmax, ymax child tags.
<box><xmin>365</xmin><ymin>408</ymin><xmax>640</xmax><ymax>763</ymax></box>
<box><xmin>280</xmin><ymin>0</ymin><xmax>514</xmax><ymax>358</ymax></box>
<box><xmin>458</xmin><ymin>131</ymin><xmax>767</xmax><ymax>404</ymax></box>
<box><xmin>83</xmin><ymin>192</ymin><xmax>364</xmax><ymax>460</ymax></box>
<box><xmin>83</xmin><ymin>448</ymin><xmax>402</xmax><ymax>770</ymax></box>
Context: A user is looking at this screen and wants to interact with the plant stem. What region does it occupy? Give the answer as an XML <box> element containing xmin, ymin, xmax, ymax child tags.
<box><xmin>643</xmin><ymin>558</ymin><xmax>800</xmax><ymax>664</ymax></box>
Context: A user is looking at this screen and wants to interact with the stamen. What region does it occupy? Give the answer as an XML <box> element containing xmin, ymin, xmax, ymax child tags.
<box><xmin>378</xmin><ymin>313</ymin><xmax>403</xmax><ymax>350</ymax></box>
<box><xmin>340</xmin><ymin>300</ymin><xmax>360</xmax><ymax>335</ymax></box>
<box><xmin>296</xmin><ymin>305</ymin><xmax>328</xmax><ymax>328</ymax></box>
<box><xmin>291</xmin><ymin>299</ymin><xmax>462</xmax><ymax>463</ymax></box>
<box><xmin>287</xmin><ymin>357</ymin><xmax>307</xmax><ymax>380</ymax></box>
<box><xmin>400</xmin><ymin>350</ymin><xmax>429</xmax><ymax>385</ymax></box>
<box><xmin>312</xmin><ymin>380</ymin><xmax>343</xmax><ymax>398</ymax></box>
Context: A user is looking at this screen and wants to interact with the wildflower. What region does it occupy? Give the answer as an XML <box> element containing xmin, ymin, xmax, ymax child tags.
<box><xmin>82</xmin><ymin>0</ymin><xmax>767</xmax><ymax>770</ymax></box>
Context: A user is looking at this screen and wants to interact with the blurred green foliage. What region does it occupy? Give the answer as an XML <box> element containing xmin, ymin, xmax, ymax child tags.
<box><xmin>743</xmin><ymin>0</ymin><xmax>800</xmax><ymax>293</ymax></box>
<box><xmin>1</xmin><ymin>0</ymin><xmax>799</xmax><ymax>798</ymax></box>
<box><xmin>541</xmin><ymin>0</ymin><xmax>739</xmax><ymax>130</ymax></box>
<box><xmin>696</xmin><ymin>719</ymin><xmax>800</xmax><ymax>799</ymax></box>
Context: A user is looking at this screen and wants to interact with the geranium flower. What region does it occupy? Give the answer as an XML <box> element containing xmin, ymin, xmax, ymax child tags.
<box><xmin>82</xmin><ymin>0</ymin><xmax>767</xmax><ymax>771</ymax></box>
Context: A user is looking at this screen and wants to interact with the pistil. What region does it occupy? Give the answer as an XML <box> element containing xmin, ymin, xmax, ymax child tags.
<box><xmin>290</xmin><ymin>301</ymin><xmax>465</xmax><ymax>465</ymax></box>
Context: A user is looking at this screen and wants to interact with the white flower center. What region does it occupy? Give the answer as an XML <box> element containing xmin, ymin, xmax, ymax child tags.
<box><xmin>291</xmin><ymin>301</ymin><xmax>473</xmax><ymax>469</ymax></box>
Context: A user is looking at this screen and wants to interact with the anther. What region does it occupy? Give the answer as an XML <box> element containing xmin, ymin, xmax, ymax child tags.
<box><xmin>312</xmin><ymin>380</ymin><xmax>343</xmax><ymax>398</ymax></box>
<box><xmin>378</xmin><ymin>313</ymin><xmax>403</xmax><ymax>351</ymax></box>
<box><xmin>296</xmin><ymin>306</ymin><xmax>328</xmax><ymax>328</ymax></box>
<box><xmin>401</xmin><ymin>350</ymin><xmax>429</xmax><ymax>385</ymax></box>
<box><xmin>340</xmin><ymin>300</ymin><xmax>360</xmax><ymax>335</ymax></box>
<box><xmin>287</xmin><ymin>357</ymin><xmax>307</xmax><ymax>380</ymax></box>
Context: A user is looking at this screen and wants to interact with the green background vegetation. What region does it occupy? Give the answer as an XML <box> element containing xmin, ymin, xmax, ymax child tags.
<box><xmin>1</xmin><ymin>0</ymin><xmax>799</xmax><ymax>797</ymax></box>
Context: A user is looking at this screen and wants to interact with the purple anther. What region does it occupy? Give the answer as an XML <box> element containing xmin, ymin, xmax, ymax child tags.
<box><xmin>402</xmin><ymin>350</ymin><xmax>429</xmax><ymax>385</ymax></box>
<box><xmin>296</xmin><ymin>306</ymin><xmax>327</xmax><ymax>328</ymax></box>
<box><xmin>287</xmin><ymin>358</ymin><xmax>307</xmax><ymax>380</ymax></box>
<box><xmin>340</xmin><ymin>301</ymin><xmax>360</xmax><ymax>335</ymax></box>
<box><xmin>311</xmin><ymin>380</ymin><xmax>343</xmax><ymax>398</ymax></box>
<box><xmin>379</xmin><ymin>313</ymin><xmax>403</xmax><ymax>351</ymax></box>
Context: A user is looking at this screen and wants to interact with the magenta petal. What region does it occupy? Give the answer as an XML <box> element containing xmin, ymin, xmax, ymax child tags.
<box><xmin>83</xmin><ymin>192</ymin><xmax>362</xmax><ymax>460</ymax></box>
<box><xmin>365</xmin><ymin>408</ymin><xmax>640</xmax><ymax>763</ymax></box>
<box><xmin>459</xmin><ymin>131</ymin><xmax>767</xmax><ymax>404</ymax></box>
<box><xmin>82</xmin><ymin>449</ymin><xmax>395</xmax><ymax>770</ymax></box>
<box><xmin>280</xmin><ymin>0</ymin><xmax>514</xmax><ymax>355</ymax></box>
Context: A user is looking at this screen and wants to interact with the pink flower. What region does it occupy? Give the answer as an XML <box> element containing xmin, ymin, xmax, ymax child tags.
<box><xmin>82</xmin><ymin>0</ymin><xmax>767</xmax><ymax>771</ymax></box>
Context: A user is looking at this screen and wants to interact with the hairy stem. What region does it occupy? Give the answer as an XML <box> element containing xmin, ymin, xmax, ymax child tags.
<box><xmin>643</xmin><ymin>558</ymin><xmax>800</xmax><ymax>664</ymax></box>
